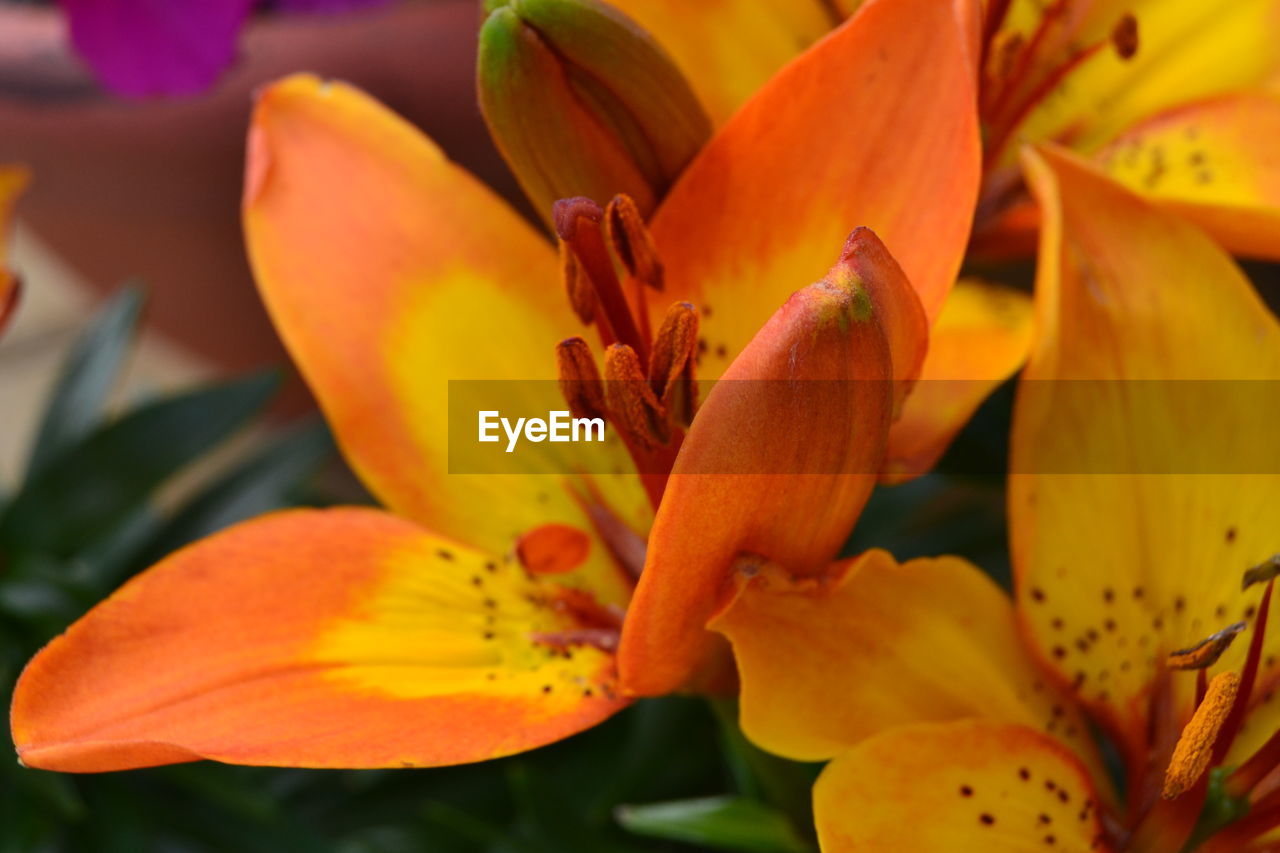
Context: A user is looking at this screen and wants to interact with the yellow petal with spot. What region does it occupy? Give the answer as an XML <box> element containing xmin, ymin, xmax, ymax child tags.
<box><xmin>12</xmin><ymin>509</ymin><xmax>627</xmax><ymax>772</ymax></box>
<box><xmin>1001</xmin><ymin>0</ymin><xmax>1280</xmax><ymax>155</ymax></box>
<box><xmin>1013</xmin><ymin>145</ymin><xmax>1280</xmax><ymax>770</ymax></box>
<box><xmin>815</xmin><ymin>720</ymin><xmax>1114</xmax><ymax>853</ymax></box>
<box><xmin>712</xmin><ymin>550</ymin><xmax>1102</xmax><ymax>777</ymax></box>
<box><xmin>1098</xmin><ymin>93</ymin><xmax>1280</xmax><ymax>260</ymax></box>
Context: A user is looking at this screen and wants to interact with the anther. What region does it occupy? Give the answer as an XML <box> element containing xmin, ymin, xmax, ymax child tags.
<box><xmin>648</xmin><ymin>301</ymin><xmax>699</xmax><ymax>425</ymax></box>
<box><xmin>1163</xmin><ymin>671</ymin><xmax>1241</xmax><ymax>799</ymax></box>
<box><xmin>1168</xmin><ymin>622</ymin><xmax>1247</xmax><ymax>670</ymax></box>
<box><xmin>605</xmin><ymin>194</ymin><xmax>664</xmax><ymax>292</ymax></box>
<box><xmin>1243</xmin><ymin>555</ymin><xmax>1280</xmax><ymax>591</ymax></box>
<box><xmin>604</xmin><ymin>343</ymin><xmax>667</xmax><ymax>450</ymax></box>
<box><xmin>556</xmin><ymin>337</ymin><xmax>607</xmax><ymax>420</ymax></box>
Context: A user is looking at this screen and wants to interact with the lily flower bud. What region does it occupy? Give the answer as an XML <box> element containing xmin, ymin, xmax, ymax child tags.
<box><xmin>478</xmin><ymin>0</ymin><xmax>711</xmax><ymax>223</ymax></box>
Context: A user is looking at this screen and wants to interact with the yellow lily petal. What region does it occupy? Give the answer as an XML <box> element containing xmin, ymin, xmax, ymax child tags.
<box><xmin>244</xmin><ymin>74</ymin><xmax>647</xmax><ymax>607</ymax></box>
<box><xmin>711</xmin><ymin>550</ymin><xmax>1100</xmax><ymax>771</ymax></box>
<box><xmin>882</xmin><ymin>278</ymin><xmax>1033</xmax><ymax>483</ymax></box>
<box><xmin>1099</xmin><ymin>93</ymin><xmax>1280</xmax><ymax>260</ymax></box>
<box><xmin>815</xmin><ymin>720</ymin><xmax>1113</xmax><ymax>853</ymax></box>
<box><xmin>1003</xmin><ymin>0</ymin><xmax>1280</xmax><ymax>154</ymax></box>
<box><xmin>603</xmin><ymin>0</ymin><xmax>834</xmax><ymax>126</ymax></box>
<box><xmin>1013</xmin><ymin>145</ymin><xmax>1280</xmax><ymax>766</ymax></box>
<box><xmin>12</xmin><ymin>509</ymin><xmax>627</xmax><ymax>772</ymax></box>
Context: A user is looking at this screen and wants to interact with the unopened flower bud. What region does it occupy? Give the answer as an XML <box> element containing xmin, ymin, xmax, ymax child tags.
<box><xmin>478</xmin><ymin>0</ymin><xmax>711</xmax><ymax>223</ymax></box>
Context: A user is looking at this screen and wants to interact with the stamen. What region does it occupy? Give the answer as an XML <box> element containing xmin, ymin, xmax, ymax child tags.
<box><xmin>1163</xmin><ymin>671</ymin><xmax>1241</xmax><ymax>800</ymax></box>
<box><xmin>554</xmin><ymin>197</ymin><xmax>650</xmax><ymax>364</ymax></box>
<box><xmin>647</xmin><ymin>301</ymin><xmax>699</xmax><ymax>426</ymax></box>
<box><xmin>603</xmin><ymin>343</ymin><xmax>667</xmax><ymax>450</ymax></box>
<box><xmin>1213</xmin><ymin>580</ymin><xmax>1274</xmax><ymax>768</ymax></box>
<box><xmin>556</xmin><ymin>337</ymin><xmax>607</xmax><ymax>420</ymax></box>
<box><xmin>561</xmin><ymin>241</ymin><xmax>595</xmax><ymax>324</ymax></box>
<box><xmin>1168</xmin><ymin>622</ymin><xmax>1247</xmax><ymax>670</ymax></box>
<box><xmin>1243</xmin><ymin>555</ymin><xmax>1280</xmax><ymax>590</ymax></box>
<box><xmin>605</xmin><ymin>194</ymin><xmax>664</xmax><ymax>292</ymax></box>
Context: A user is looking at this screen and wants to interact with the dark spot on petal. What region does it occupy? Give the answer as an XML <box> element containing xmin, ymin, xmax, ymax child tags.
<box><xmin>436</xmin><ymin>548</ymin><xmax>455</xmax><ymax>561</ymax></box>
<box><xmin>1031</xmin><ymin>587</ymin><xmax>1047</xmax><ymax>603</ymax></box>
<box><xmin>979</xmin><ymin>814</ymin><xmax>996</xmax><ymax>826</ymax></box>
<box><xmin>960</xmin><ymin>785</ymin><xmax>974</xmax><ymax>797</ymax></box>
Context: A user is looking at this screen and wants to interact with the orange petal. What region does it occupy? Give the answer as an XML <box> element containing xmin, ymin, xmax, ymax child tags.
<box><xmin>814</xmin><ymin>720</ymin><xmax>1114</xmax><ymax>853</ymax></box>
<box><xmin>1013</xmin><ymin>145</ymin><xmax>1280</xmax><ymax>767</ymax></box>
<box><xmin>649</xmin><ymin>0</ymin><xmax>980</xmax><ymax>381</ymax></box>
<box><xmin>0</xmin><ymin>165</ymin><xmax>29</xmax><ymax>335</ymax></box>
<box><xmin>711</xmin><ymin>550</ymin><xmax>1102</xmax><ymax>772</ymax></box>
<box><xmin>603</xmin><ymin>0</ymin><xmax>834</xmax><ymax>126</ymax></box>
<box><xmin>882</xmin><ymin>278</ymin><xmax>1033</xmax><ymax>484</ymax></box>
<box><xmin>617</xmin><ymin>229</ymin><xmax>926</xmax><ymax>697</ymax></box>
<box><xmin>243</xmin><ymin>74</ymin><xmax>647</xmax><ymax>607</ymax></box>
<box><xmin>11</xmin><ymin>508</ymin><xmax>627</xmax><ymax>772</ymax></box>
<box><xmin>1098</xmin><ymin>93</ymin><xmax>1280</xmax><ymax>260</ymax></box>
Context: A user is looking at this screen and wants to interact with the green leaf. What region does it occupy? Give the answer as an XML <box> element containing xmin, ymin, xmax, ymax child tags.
<box><xmin>26</xmin><ymin>285</ymin><xmax>145</xmax><ymax>478</ymax></box>
<box><xmin>616</xmin><ymin>797</ymin><xmax>812</xmax><ymax>853</ymax></box>
<box><xmin>0</xmin><ymin>371</ymin><xmax>279</xmax><ymax>556</ymax></box>
<box><xmin>142</xmin><ymin>416</ymin><xmax>334</xmax><ymax>560</ymax></box>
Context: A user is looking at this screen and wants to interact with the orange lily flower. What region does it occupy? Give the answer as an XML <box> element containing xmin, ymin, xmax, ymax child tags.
<box><xmin>711</xmin><ymin>147</ymin><xmax>1280</xmax><ymax>851</ymax></box>
<box><xmin>0</xmin><ymin>166</ymin><xmax>29</xmax><ymax>335</ymax></box>
<box><xmin>10</xmin><ymin>0</ymin><xmax>1014</xmax><ymax>772</ymax></box>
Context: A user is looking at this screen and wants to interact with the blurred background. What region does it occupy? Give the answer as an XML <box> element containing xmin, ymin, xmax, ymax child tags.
<box><xmin>4</xmin><ymin>1</ymin><xmax>1275</xmax><ymax>850</ymax></box>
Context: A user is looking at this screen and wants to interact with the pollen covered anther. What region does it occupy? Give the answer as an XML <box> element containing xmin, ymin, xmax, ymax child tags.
<box><xmin>603</xmin><ymin>343</ymin><xmax>668</xmax><ymax>450</ymax></box>
<box><xmin>1168</xmin><ymin>622</ymin><xmax>1247</xmax><ymax>670</ymax></box>
<box><xmin>648</xmin><ymin>301</ymin><xmax>699</xmax><ymax>426</ymax></box>
<box><xmin>1163</xmin><ymin>671</ymin><xmax>1241</xmax><ymax>799</ymax></box>
<box><xmin>605</xmin><ymin>194</ymin><xmax>664</xmax><ymax>292</ymax></box>
<box><xmin>556</xmin><ymin>337</ymin><xmax>607</xmax><ymax>421</ymax></box>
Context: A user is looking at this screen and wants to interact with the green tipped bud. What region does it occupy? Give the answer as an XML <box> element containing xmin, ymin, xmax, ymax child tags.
<box><xmin>478</xmin><ymin>0</ymin><xmax>712</xmax><ymax>224</ymax></box>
